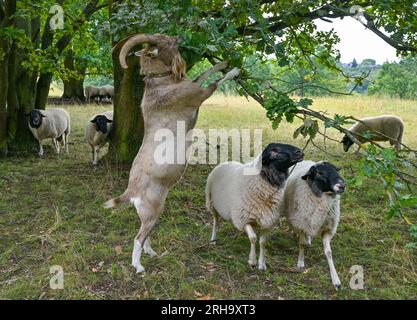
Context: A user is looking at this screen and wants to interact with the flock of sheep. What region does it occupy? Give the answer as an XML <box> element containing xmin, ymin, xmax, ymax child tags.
<box><xmin>24</xmin><ymin>32</ymin><xmax>406</xmax><ymax>291</ymax></box>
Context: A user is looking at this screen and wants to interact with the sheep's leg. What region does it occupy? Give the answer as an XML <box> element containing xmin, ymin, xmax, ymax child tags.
<box><xmin>194</xmin><ymin>61</ymin><xmax>228</xmax><ymax>86</ymax></box>
<box><xmin>93</xmin><ymin>147</ymin><xmax>99</xmax><ymax>165</ymax></box>
<box><xmin>210</xmin><ymin>211</ymin><xmax>219</xmax><ymax>244</ymax></box>
<box><xmin>244</xmin><ymin>224</ymin><xmax>257</xmax><ymax>267</ymax></box>
<box><xmin>322</xmin><ymin>232</ymin><xmax>341</xmax><ymax>290</ymax></box>
<box><xmin>53</xmin><ymin>138</ymin><xmax>60</xmax><ymax>154</ymax></box>
<box><xmin>64</xmin><ymin>133</ymin><xmax>69</xmax><ymax>153</ymax></box>
<box><xmin>258</xmin><ymin>230</ymin><xmax>268</xmax><ymax>270</ymax></box>
<box><xmin>38</xmin><ymin>140</ymin><xmax>44</xmax><ymax>156</ymax></box>
<box><xmin>143</xmin><ymin>237</ymin><xmax>157</xmax><ymax>257</ymax></box>
<box><xmin>132</xmin><ymin>196</ymin><xmax>163</xmax><ymax>273</ymax></box>
<box><xmin>297</xmin><ymin>232</ymin><xmax>306</xmax><ymax>269</ymax></box>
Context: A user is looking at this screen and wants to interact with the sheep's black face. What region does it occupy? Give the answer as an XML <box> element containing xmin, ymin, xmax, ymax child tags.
<box><xmin>91</xmin><ymin>115</ymin><xmax>113</xmax><ymax>134</ymax></box>
<box><xmin>26</xmin><ymin>109</ymin><xmax>45</xmax><ymax>129</ymax></box>
<box><xmin>341</xmin><ymin>135</ymin><xmax>354</xmax><ymax>152</ymax></box>
<box><xmin>302</xmin><ymin>162</ymin><xmax>345</xmax><ymax>196</ymax></box>
<box><xmin>261</xmin><ymin>143</ymin><xmax>304</xmax><ymax>187</ymax></box>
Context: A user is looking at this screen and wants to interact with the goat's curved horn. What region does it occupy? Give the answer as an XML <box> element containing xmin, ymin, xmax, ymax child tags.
<box><xmin>115</xmin><ymin>34</ymin><xmax>157</xmax><ymax>69</ymax></box>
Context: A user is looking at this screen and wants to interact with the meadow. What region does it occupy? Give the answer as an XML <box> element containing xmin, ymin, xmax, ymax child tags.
<box><xmin>0</xmin><ymin>95</ymin><xmax>416</xmax><ymax>299</ymax></box>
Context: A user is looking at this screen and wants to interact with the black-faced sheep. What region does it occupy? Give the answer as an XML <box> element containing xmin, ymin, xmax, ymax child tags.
<box><xmin>282</xmin><ymin>160</ymin><xmax>345</xmax><ymax>290</ymax></box>
<box><xmin>26</xmin><ymin>108</ymin><xmax>70</xmax><ymax>156</ymax></box>
<box><xmin>85</xmin><ymin>111</ymin><xmax>113</xmax><ymax>165</ymax></box>
<box><xmin>341</xmin><ymin>115</ymin><xmax>404</xmax><ymax>152</ymax></box>
<box><xmin>206</xmin><ymin>143</ymin><xmax>304</xmax><ymax>270</ymax></box>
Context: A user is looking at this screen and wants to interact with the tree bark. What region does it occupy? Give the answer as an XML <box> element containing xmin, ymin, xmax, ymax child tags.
<box><xmin>62</xmin><ymin>50</ymin><xmax>86</xmax><ymax>102</ymax></box>
<box><xmin>0</xmin><ymin>0</ymin><xmax>16</xmax><ymax>156</ymax></box>
<box><xmin>0</xmin><ymin>36</ymin><xmax>9</xmax><ymax>156</ymax></box>
<box><xmin>109</xmin><ymin>47</ymin><xmax>145</xmax><ymax>163</ymax></box>
<box><xmin>6</xmin><ymin>13</ymin><xmax>39</xmax><ymax>152</ymax></box>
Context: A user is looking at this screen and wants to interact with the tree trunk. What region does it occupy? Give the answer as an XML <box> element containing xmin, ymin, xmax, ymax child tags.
<box><xmin>0</xmin><ymin>35</ymin><xmax>8</xmax><ymax>156</ymax></box>
<box><xmin>108</xmin><ymin>46</ymin><xmax>145</xmax><ymax>163</ymax></box>
<box><xmin>62</xmin><ymin>50</ymin><xmax>86</xmax><ymax>102</ymax></box>
<box><xmin>6</xmin><ymin>14</ymin><xmax>39</xmax><ymax>153</ymax></box>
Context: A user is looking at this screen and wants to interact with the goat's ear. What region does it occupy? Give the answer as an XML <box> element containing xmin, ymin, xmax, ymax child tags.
<box><xmin>172</xmin><ymin>52</ymin><xmax>186</xmax><ymax>81</ymax></box>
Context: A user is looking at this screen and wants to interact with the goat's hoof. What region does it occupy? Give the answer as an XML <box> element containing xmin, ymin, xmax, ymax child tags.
<box><xmin>248</xmin><ymin>260</ymin><xmax>257</xmax><ymax>267</ymax></box>
<box><xmin>258</xmin><ymin>263</ymin><xmax>267</xmax><ymax>271</ymax></box>
<box><xmin>228</xmin><ymin>67</ymin><xmax>241</xmax><ymax>78</ymax></box>
<box><xmin>136</xmin><ymin>265</ymin><xmax>146</xmax><ymax>273</ymax></box>
<box><xmin>145</xmin><ymin>250</ymin><xmax>158</xmax><ymax>258</ymax></box>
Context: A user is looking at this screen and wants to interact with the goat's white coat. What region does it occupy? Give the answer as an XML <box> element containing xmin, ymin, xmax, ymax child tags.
<box><xmin>28</xmin><ymin>108</ymin><xmax>70</xmax><ymax>156</ymax></box>
<box><xmin>85</xmin><ymin>111</ymin><xmax>113</xmax><ymax>165</ymax></box>
<box><xmin>282</xmin><ymin>160</ymin><xmax>342</xmax><ymax>289</ymax></box>
<box><xmin>206</xmin><ymin>154</ymin><xmax>285</xmax><ymax>270</ymax></box>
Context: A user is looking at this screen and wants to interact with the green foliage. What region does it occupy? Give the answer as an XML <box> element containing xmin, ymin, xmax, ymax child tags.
<box><xmin>353</xmin><ymin>145</ymin><xmax>417</xmax><ymax>247</ymax></box>
<box><xmin>369</xmin><ymin>56</ymin><xmax>417</xmax><ymax>99</ymax></box>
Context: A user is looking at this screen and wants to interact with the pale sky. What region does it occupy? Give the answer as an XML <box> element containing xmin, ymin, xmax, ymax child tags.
<box><xmin>315</xmin><ymin>17</ymin><xmax>400</xmax><ymax>64</ymax></box>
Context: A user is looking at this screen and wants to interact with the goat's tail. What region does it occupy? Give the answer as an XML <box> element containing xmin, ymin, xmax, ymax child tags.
<box><xmin>103</xmin><ymin>193</ymin><xmax>129</xmax><ymax>209</ymax></box>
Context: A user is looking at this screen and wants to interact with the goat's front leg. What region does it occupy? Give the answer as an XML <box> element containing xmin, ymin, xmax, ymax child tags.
<box><xmin>194</xmin><ymin>61</ymin><xmax>228</xmax><ymax>86</ymax></box>
<box><xmin>244</xmin><ymin>224</ymin><xmax>257</xmax><ymax>267</ymax></box>
<box><xmin>200</xmin><ymin>68</ymin><xmax>241</xmax><ymax>101</ymax></box>
<box><xmin>322</xmin><ymin>232</ymin><xmax>341</xmax><ymax>290</ymax></box>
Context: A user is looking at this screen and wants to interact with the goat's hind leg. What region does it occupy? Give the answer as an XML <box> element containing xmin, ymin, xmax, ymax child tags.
<box><xmin>131</xmin><ymin>196</ymin><xmax>164</xmax><ymax>273</ymax></box>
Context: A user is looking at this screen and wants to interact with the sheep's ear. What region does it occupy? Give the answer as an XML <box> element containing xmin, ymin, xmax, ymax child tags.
<box><xmin>106</xmin><ymin>119</ymin><xmax>113</xmax><ymax>123</ymax></box>
<box><xmin>41</xmin><ymin>114</ymin><xmax>46</xmax><ymax>118</ymax></box>
<box><xmin>301</xmin><ymin>166</ymin><xmax>316</xmax><ymax>180</ymax></box>
<box><xmin>24</xmin><ymin>112</ymin><xmax>31</xmax><ymax>117</ymax></box>
<box><xmin>90</xmin><ymin>117</ymin><xmax>97</xmax><ymax>123</ymax></box>
<box><xmin>334</xmin><ymin>165</ymin><xmax>342</xmax><ymax>171</ymax></box>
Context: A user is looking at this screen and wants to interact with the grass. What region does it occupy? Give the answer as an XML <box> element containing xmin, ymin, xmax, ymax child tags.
<box><xmin>0</xmin><ymin>95</ymin><xmax>416</xmax><ymax>300</ymax></box>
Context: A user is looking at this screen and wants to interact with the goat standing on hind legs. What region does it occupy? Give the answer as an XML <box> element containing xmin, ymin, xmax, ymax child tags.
<box><xmin>104</xmin><ymin>33</ymin><xmax>240</xmax><ymax>273</ymax></box>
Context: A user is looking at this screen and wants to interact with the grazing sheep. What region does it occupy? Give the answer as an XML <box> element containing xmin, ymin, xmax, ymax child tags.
<box><xmin>26</xmin><ymin>108</ymin><xmax>70</xmax><ymax>156</ymax></box>
<box><xmin>282</xmin><ymin>160</ymin><xmax>345</xmax><ymax>290</ymax></box>
<box><xmin>341</xmin><ymin>115</ymin><xmax>404</xmax><ymax>152</ymax></box>
<box><xmin>85</xmin><ymin>111</ymin><xmax>113</xmax><ymax>165</ymax></box>
<box><xmin>85</xmin><ymin>85</ymin><xmax>101</xmax><ymax>103</ymax></box>
<box><xmin>206</xmin><ymin>143</ymin><xmax>304</xmax><ymax>270</ymax></box>
<box><xmin>99</xmin><ymin>85</ymin><xmax>114</xmax><ymax>102</ymax></box>
<box><xmin>104</xmin><ymin>33</ymin><xmax>240</xmax><ymax>273</ymax></box>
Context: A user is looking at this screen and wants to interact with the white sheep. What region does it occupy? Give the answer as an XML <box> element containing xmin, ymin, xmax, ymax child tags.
<box><xmin>206</xmin><ymin>143</ymin><xmax>304</xmax><ymax>270</ymax></box>
<box><xmin>85</xmin><ymin>111</ymin><xmax>113</xmax><ymax>165</ymax></box>
<box><xmin>27</xmin><ymin>108</ymin><xmax>70</xmax><ymax>156</ymax></box>
<box><xmin>341</xmin><ymin>115</ymin><xmax>404</xmax><ymax>152</ymax></box>
<box><xmin>282</xmin><ymin>160</ymin><xmax>345</xmax><ymax>290</ymax></box>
